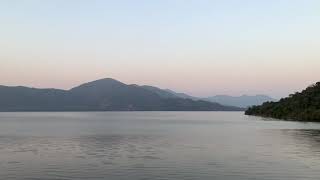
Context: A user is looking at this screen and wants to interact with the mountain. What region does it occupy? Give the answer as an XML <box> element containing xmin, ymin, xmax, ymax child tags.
<box><xmin>245</xmin><ymin>82</ymin><xmax>320</xmax><ymax>121</ymax></box>
<box><xmin>164</xmin><ymin>89</ymin><xmax>199</xmax><ymax>100</ymax></box>
<box><xmin>140</xmin><ymin>85</ymin><xmax>178</xmax><ymax>99</ymax></box>
<box><xmin>204</xmin><ymin>95</ymin><xmax>276</xmax><ymax>108</ymax></box>
<box><xmin>140</xmin><ymin>85</ymin><xmax>199</xmax><ymax>100</ymax></box>
<box><xmin>0</xmin><ymin>78</ymin><xmax>243</xmax><ymax>111</ymax></box>
<box><xmin>142</xmin><ymin>86</ymin><xmax>275</xmax><ymax>108</ymax></box>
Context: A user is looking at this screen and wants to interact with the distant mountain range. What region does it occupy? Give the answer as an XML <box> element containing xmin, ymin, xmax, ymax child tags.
<box><xmin>140</xmin><ymin>86</ymin><xmax>275</xmax><ymax>108</ymax></box>
<box><xmin>203</xmin><ymin>95</ymin><xmax>276</xmax><ymax>108</ymax></box>
<box><xmin>0</xmin><ymin>78</ymin><xmax>243</xmax><ymax>111</ymax></box>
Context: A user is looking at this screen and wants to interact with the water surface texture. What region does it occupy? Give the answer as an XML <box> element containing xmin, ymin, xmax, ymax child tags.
<box><xmin>0</xmin><ymin>112</ymin><xmax>320</xmax><ymax>180</ymax></box>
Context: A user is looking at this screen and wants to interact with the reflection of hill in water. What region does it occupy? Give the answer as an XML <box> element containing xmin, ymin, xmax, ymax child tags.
<box><xmin>278</xmin><ymin>129</ymin><xmax>320</xmax><ymax>168</ymax></box>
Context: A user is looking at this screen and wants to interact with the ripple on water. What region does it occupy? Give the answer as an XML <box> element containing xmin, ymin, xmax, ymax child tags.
<box><xmin>0</xmin><ymin>112</ymin><xmax>320</xmax><ymax>180</ymax></box>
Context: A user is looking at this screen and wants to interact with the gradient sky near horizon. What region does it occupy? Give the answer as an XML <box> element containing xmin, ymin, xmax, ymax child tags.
<box><xmin>1</xmin><ymin>0</ymin><xmax>320</xmax><ymax>98</ymax></box>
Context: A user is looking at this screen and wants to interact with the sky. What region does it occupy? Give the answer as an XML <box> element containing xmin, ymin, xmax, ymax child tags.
<box><xmin>1</xmin><ymin>0</ymin><xmax>320</xmax><ymax>99</ymax></box>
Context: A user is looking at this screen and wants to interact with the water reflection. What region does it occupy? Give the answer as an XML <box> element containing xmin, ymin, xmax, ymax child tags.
<box><xmin>278</xmin><ymin>129</ymin><xmax>320</xmax><ymax>167</ymax></box>
<box><xmin>75</xmin><ymin>135</ymin><xmax>167</xmax><ymax>162</ymax></box>
<box><xmin>0</xmin><ymin>134</ymin><xmax>169</xmax><ymax>179</ymax></box>
<box><xmin>0</xmin><ymin>112</ymin><xmax>320</xmax><ymax>180</ymax></box>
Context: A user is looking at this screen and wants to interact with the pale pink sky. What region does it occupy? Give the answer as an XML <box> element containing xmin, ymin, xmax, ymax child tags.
<box><xmin>1</xmin><ymin>1</ymin><xmax>320</xmax><ymax>99</ymax></box>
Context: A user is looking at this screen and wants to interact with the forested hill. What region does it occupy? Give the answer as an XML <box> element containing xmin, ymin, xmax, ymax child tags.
<box><xmin>245</xmin><ymin>82</ymin><xmax>320</xmax><ymax>121</ymax></box>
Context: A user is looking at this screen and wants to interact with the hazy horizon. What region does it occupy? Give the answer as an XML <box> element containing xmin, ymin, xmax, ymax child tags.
<box><xmin>0</xmin><ymin>77</ymin><xmax>280</xmax><ymax>100</ymax></box>
<box><xmin>1</xmin><ymin>0</ymin><xmax>320</xmax><ymax>99</ymax></box>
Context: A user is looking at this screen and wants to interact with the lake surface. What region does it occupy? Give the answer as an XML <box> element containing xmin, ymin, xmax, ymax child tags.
<box><xmin>0</xmin><ymin>112</ymin><xmax>320</xmax><ymax>180</ymax></box>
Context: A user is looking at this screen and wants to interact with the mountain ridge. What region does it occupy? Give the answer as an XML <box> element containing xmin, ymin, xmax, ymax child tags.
<box><xmin>139</xmin><ymin>85</ymin><xmax>275</xmax><ymax>108</ymax></box>
<box><xmin>0</xmin><ymin>78</ymin><xmax>243</xmax><ymax>111</ymax></box>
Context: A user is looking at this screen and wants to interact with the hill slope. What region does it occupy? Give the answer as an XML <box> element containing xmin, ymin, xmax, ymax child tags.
<box><xmin>0</xmin><ymin>78</ymin><xmax>243</xmax><ymax>111</ymax></box>
<box><xmin>140</xmin><ymin>85</ymin><xmax>275</xmax><ymax>108</ymax></box>
<box><xmin>245</xmin><ymin>82</ymin><xmax>320</xmax><ymax>121</ymax></box>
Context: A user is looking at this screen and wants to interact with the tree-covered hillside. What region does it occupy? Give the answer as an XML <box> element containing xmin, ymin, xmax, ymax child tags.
<box><xmin>245</xmin><ymin>82</ymin><xmax>320</xmax><ymax>121</ymax></box>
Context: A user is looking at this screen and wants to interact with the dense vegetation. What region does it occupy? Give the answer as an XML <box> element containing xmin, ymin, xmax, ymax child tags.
<box><xmin>245</xmin><ymin>82</ymin><xmax>320</xmax><ymax>121</ymax></box>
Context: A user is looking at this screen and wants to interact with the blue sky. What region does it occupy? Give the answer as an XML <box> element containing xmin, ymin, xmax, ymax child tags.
<box><xmin>1</xmin><ymin>0</ymin><xmax>320</xmax><ymax>98</ymax></box>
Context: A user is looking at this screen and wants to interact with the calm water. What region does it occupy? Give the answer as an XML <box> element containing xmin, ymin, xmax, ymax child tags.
<box><xmin>0</xmin><ymin>112</ymin><xmax>320</xmax><ymax>180</ymax></box>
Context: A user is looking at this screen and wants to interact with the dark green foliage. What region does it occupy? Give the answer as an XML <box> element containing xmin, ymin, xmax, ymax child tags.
<box><xmin>245</xmin><ymin>82</ymin><xmax>320</xmax><ymax>121</ymax></box>
<box><xmin>0</xmin><ymin>78</ymin><xmax>243</xmax><ymax>111</ymax></box>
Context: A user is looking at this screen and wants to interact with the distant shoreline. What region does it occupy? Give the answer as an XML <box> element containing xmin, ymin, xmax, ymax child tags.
<box><xmin>0</xmin><ymin>110</ymin><xmax>245</xmax><ymax>112</ymax></box>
